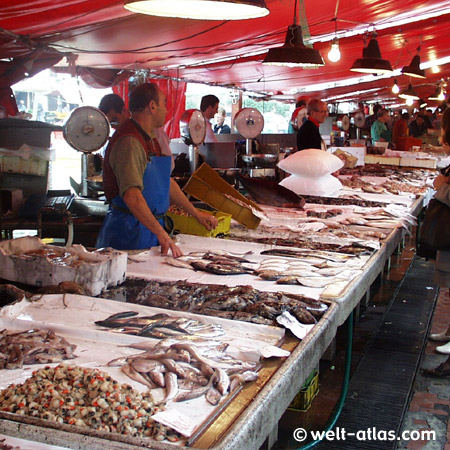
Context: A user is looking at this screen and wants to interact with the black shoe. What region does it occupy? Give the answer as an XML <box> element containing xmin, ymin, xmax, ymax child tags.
<box><xmin>421</xmin><ymin>362</ymin><xmax>450</xmax><ymax>378</ymax></box>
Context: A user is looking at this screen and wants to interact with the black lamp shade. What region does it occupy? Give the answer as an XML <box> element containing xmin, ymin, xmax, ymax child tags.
<box><xmin>263</xmin><ymin>25</ymin><xmax>325</xmax><ymax>67</ymax></box>
<box><xmin>350</xmin><ymin>38</ymin><xmax>393</xmax><ymax>74</ymax></box>
<box><xmin>402</xmin><ymin>55</ymin><xmax>426</xmax><ymax>79</ymax></box>
<box><xmin>399</xmin><ymin>83</ymin><xmax>419</xmax><ymax>100</ymax></box>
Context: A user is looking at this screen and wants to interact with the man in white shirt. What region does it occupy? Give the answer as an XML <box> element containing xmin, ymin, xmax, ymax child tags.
<box><xmin>200</xmin><ymin>95</ymin><xmax>219</xmax><ymax>143</ymax></box>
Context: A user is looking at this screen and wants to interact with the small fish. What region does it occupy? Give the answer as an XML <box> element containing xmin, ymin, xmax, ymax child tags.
<box><xmin>205</xmin><ymin>386</ymin><xmax>222</xmax><ymax>405</ymax></box>
<box><xmin>276</xmin><ymin>276</ymin><xmax>300</xmax><ymax>285</ymax></box>
<box><xmin>164</xmin><ymin>372</ymin><xmax>179</xmax><ymax>402</ymax></box>
<box><xmin>258</xmin><ymin>270</ymin><xmax>284</xmax><ymax>281</ymax></box>
<box><xmin>164</xmin><ymin>257</ymin><xmax>193</xmax><ymax>270</ymax></box>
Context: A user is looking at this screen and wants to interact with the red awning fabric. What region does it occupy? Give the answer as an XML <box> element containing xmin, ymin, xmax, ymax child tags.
<box><xmin>1</xmin><ymin>0</ymin><xmax>450</xmax><ymax>104</ymax></box>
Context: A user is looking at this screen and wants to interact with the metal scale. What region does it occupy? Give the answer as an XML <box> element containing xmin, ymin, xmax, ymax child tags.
<box><xmin>235</xmin><ymin>107</ymin><xmax>276</xmax><ymax>178</ymax></box>
<box><xmin>179</xmin><ymin>109</ymin><xmax>206</xmax><ymax>174</ymax></box>
<box><xmin>64</xmin><ymin>106</ymin><xmax>110</xmax><ymax>198</ymax></box>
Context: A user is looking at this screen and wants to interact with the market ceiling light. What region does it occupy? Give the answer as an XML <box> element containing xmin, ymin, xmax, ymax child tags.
<box><xmin>401</xmin><ymin>49</ymin><xmax>426</xmax><ymax>79</ymax></box>
<box><xmin>419</xmin><ymin>98</ymin><xmax>428</xmax><ymax>108</ymax></box>
<box><xmin>328</xmin><ymin>38</ymin><xmax>341</xmax><ymax>63</ymax></box>
<box><xmin>263</xmin><ymin>25</ymin><xmax>324</xmax><ymax>67</ymax></box>
<box><xmin>428</xmin><ymin>86</ymin><xmax>445</xmax><ymax>101</ymax></box>
<box><xmin>398</xmin><ymin>83</ymin><xmax>419</xmax><ymax>100</ymax></box>
<box><xmin>350</xmin><ymin>34</ymin><xmax>393</xmax><ymax>75</ymax></box>
<box><xmin>392</xmin><ymin>78</ymin><xmax>400</xmax><ymax>94</ymax></box>
<box><xmin>123</xmin><ymin>0</ymin><xmax>270</xmax><ymax>20</ymax></box>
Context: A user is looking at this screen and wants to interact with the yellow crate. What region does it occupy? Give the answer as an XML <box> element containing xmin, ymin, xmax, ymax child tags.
<box><xmin>288</xmin><ymin>370</ymin><xmax>319</xmax><ymax>412</ymax></box>
<box><xmin>183</xmin><ymin>163</ymin><xmax>263</xmax><ymax>229</ymax></box>
<box><xmin>167</xmin><ymin>209</ymin><xmax>231</xmax><ymax>237</ymax></box>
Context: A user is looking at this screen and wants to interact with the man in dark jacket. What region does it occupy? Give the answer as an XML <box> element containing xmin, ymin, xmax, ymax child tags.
<box><xmin>296</xmin><ymin>99</ymin><xmax>328</xmax><ymax>151</ymax></box>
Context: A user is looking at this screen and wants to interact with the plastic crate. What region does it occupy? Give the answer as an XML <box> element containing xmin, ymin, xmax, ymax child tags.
<box><xmin>167</xmin><ymin>209</ymin><xmax>231</xmax><ymax>237</ymax></box>
<box><xmin>288</xmin><ymin>369</ymin><xmax>319</xmax><ymax>412</ymax></box>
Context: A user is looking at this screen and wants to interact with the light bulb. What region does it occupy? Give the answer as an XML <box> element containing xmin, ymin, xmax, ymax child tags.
<box><xmin>406</xmin><ymin>97</ymin><xmax>414</xmax><ymax>106</ymax></box>
<box><xmin>328</xmin><ymin>39</ymin><xmax>341</xmax><ymax>63</ymax></box>
<box><xmin>392</xmin><ymin>80</ymin><xmax>400</xmax><ymax>94</ymax></box>
<box><xmin>438</xmin><ymin>90</ymin><xmax>446</xmax><ymax>101</ymax></box>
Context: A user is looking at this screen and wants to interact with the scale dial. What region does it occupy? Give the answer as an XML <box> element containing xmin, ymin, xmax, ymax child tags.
<box><xmin>234</xmin><ymin>107</ymin><xmax>264</xmax><ymax>138</ymax></box>
<box><xmin>180</xmin><ymin>109</ymin><xmax>206</xmax><ymax>146</ymax></box>
<box><xmin>63</xmin><ymin>106</ymin><xmax>110</xmax><ymax>153</ymax></box>
<box><xmin>354</xmin><ymin>111</ymin><xmax>366</xmax><ymax>129</ymax></box>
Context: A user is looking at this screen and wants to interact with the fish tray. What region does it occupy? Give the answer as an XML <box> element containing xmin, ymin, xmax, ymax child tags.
<box><xmin>183</xmin><ymin>163</ymin><xmax>263</xmax><ymax>229</ymax></box>
<box><xmin>288</xmin><ymin>369</ymin><xmax>319</xmax><ymax>412</ymax></box>
<box><xmin>167</xmin><ymin>208</ymin><xmax>231</xmax><ymax>237</ymax></box>
<box><xmin>0</xmin><ymin>236</ymin><xmax>127</xmax><ymax>296</ymax></box>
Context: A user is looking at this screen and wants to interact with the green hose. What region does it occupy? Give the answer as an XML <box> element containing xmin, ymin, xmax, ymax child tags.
<box><xmin>296</xmin><ymin>310</ymin><xmax>354</xmax><ymax>450</ymax></box>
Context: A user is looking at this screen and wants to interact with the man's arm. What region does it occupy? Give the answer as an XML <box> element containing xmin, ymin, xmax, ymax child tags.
<box><xmin>169</xmin><ymin>179</ymin><xmax>218</xmax><ymax>230</ymax></box>
<box><xmin>123</xmin><ymin>186</ymin><xmax>183</xmax><ymax>257</ymax></box>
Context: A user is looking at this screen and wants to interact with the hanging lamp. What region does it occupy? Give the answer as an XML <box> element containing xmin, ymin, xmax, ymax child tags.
<box><xmin>399</xmin><ymin>83</ymin><xmax>419</xmax><ymax>100</ymax></box>
<box><xmin>327</xmin><ymin>16</ymin><xmax>340</xmax><ymax>63</ymax></box>
<box><xmin>401</xmin><ymin>47</ymin><xmax>426</xmax><ymax>79</ymax></box>
<box><xmin>419</xmin><ymin>99</ymin><xmax>428</xmax><ymax>108</ymax></box>
<box><xmin>124</xmin><ymin>0</ymin><xmax>269</xmax><ymax>20</ymax></box>
<box><xmin>391</xmin><ymin>78</ymin><xmax>400</xmax><ymax>94</ymax></box>
<box><xmin>328</xmin><ymin>39</ymin><xmax>341</xmax><ymax>62</ymax></box>
<box><xmin>428</xmin><ymin>86</ymin><xmax>446</xmax><ymax>101</ymax></box>
<box><xmin>263</xmin><ymin>0</ymin><xmax>324</xmax><ymax>67</ymax></box>
<box><xmin>350</xmin><ymin>33</ymin><xmax>393</xmax><ymax>75</ymax></box>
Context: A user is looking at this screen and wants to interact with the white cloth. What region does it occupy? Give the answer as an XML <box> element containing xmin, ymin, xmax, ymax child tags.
<box><xmin>204</xmin><ymin>119</ymin><xmax>217</xmax><ymax>143</ymax></box>
<box><xmin>155</xmin><ymin>127</ymin><xmax>175</xmax><ymax>172</ymax></box>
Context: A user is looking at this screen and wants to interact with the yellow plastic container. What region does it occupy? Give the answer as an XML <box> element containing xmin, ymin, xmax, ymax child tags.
<box><xmin>167</xmin><ymin>209</ymin><xmax>231</xmax><ymax>237</ymax></box>
<box><xmin>288</xmin><ymin>370</ymin><xmax>319</xmax><ymax>412</ymax></box>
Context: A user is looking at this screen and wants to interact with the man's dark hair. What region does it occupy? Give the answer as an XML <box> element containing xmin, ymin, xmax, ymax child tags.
<box><xmin>295</xmin><ymin>99</ymin><xmax>307</xmax><ymax>108</ymax></box>
<box><xmin>377</xmin><ymin>108</ymin><xmax>388</xmax><ymax>119</ymax></box>
<box><xmin>401</xmin><ymin>112</ymin><xmax>410</xmax><ymax>120</ymax></box>
<box><xmin>129</xmin><ymin>83</ymin><xmax>160</xmax><ymax>113</ymax></box>
<box><xmin>200</xmin><ymin>95</ymin><xmax>219</xmax><ymax>112</ymax></box>
<box><xmin>98</xmin><ymin>94</ymin><xmax>124</xmax><ymax>115</ymax></box>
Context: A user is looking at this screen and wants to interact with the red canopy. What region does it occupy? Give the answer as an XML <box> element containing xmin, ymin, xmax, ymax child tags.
<box><xmin>1</xmin><ymin>0</ymin><xmax>450</xmax><ymax>104</ymax></box>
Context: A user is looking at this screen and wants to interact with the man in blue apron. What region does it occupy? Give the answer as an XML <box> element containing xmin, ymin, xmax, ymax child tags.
<box><xmin>96</xmin><ymin>82</ymin><xmax>217</xmax><ymax>254</ymax></box>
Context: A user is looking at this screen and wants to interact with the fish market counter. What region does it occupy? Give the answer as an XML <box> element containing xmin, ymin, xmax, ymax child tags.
<box><xmin>0</xmin><ymin>293</ymin><xmax>338</xmax><ymax>450</ymax></box>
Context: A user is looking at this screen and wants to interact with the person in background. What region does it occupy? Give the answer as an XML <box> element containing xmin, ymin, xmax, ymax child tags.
<box><xmin>200</xmin><ymin>95</ymin><xmax>219</xmax><ymax>143</ymax></box>
<box><xmin>288</xmin><ymin>98</ymin><xmax>307</xmax><ymax>133</ymax></box>
<box><xmin>213</xmin><ymin>107</ymin><xmax>230</xmax><ymax>134</ymax></box>
<box><xmin>370</xmin><ymin>108</ymin><xmax>391</xmax><ymax>144</ymax></box>
<box><xmin>424</xmin><ymin>109</ymin><xmax>434</xmax><ymax>129</ymax></box>
<box><xmin>96</xmin><ymin>82</ymin><xmax>217</xmax><ymax>254</ymax></box>
<box><xmin>421</xmin><ymin>106</ymin><xmax>450</xmax><ymax>378</ymax></box>
<box><xmin>296</xmin><ymin>98</ymin><xmax>328</xmax><ymax>151</ymax></box>
<box><xmin>98</xmin><ymin>94</ymin><xmax>130</xmax><ymax>129</ymax></box>
<box><xmin>392</xmin><ymin>112</ymin><xmax>409</xmax><ymax>149</ymax></box>
<box><xmin>408</xmin><ymin>113</ymin><xmax>427</xmax><ymax>138</ymax></box>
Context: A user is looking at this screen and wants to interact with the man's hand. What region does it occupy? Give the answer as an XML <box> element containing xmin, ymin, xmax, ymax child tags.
<box><xmin>433</xmin><ymin>174</ymin><xmax>449</xmax><ymax>191</ymax></box>
<box><xmin>194</xmin><ymin>210</ymin><xmax>219</xmax><ymax>231</ymax></box>
<box><xmin>157</xmin><ymin>230</ymin><xmax>183</xmax><ymax>257</ymax></box>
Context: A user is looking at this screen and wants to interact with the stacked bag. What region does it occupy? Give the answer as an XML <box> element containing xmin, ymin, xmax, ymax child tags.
<box><xmin>278</xmin><ymin>149</ymin><xmax>344</xmax><ymax>196</ymax></box>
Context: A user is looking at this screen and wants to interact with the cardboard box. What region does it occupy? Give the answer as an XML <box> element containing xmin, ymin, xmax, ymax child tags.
<box><xmin>183</xmin><ymin>163</ymin><xmax>263</xmax><ymax>229</ymax></box>
<box><xmin>365</xmin><ymin>154</ymin><xmax>401</xmax><ymax>166</ymax></box>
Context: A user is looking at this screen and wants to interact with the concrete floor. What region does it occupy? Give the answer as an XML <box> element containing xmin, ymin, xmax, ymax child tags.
<box><xmin>272</xmin><ymin>235</ymin><xmax>450</xmax><ymax>450</ymax></box>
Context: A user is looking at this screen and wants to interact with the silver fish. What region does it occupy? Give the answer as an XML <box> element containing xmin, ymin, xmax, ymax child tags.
<box><xmin>164</xmin><ymin>372</ymin><xmax>179</xmax><ymax>402</ymax></box>
<box><xmin>164</xmin><ymin>257</ymin><xmax>193</xmax><ymax>270</ymax></box>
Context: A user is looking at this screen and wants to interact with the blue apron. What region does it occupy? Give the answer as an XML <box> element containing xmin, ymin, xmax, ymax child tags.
<box><xmin>96</xmin><ymin>156</ymin><xmax>171</xmax><ymax>250</ymax></box>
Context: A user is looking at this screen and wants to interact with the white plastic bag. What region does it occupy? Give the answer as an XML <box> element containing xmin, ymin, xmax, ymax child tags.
<box><xmin>279</xmin><ymin>174</ymin><xmax>342</xmax><ymax>196</ymax></box>
<box><xmin>277</xmin><ymin>148</ymin><xmax>343</xmax><ymax>177</ymax></box>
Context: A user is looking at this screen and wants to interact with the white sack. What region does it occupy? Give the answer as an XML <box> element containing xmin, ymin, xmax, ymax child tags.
<box><xmin>279</xmin><ymin>173</ymin><xmax>342</xmax><ymax>196</ymax></box>
<box><xmin>277</xmin><ymin>148</ymin><xmax>344</xmax><ymax>177</ymax></box>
